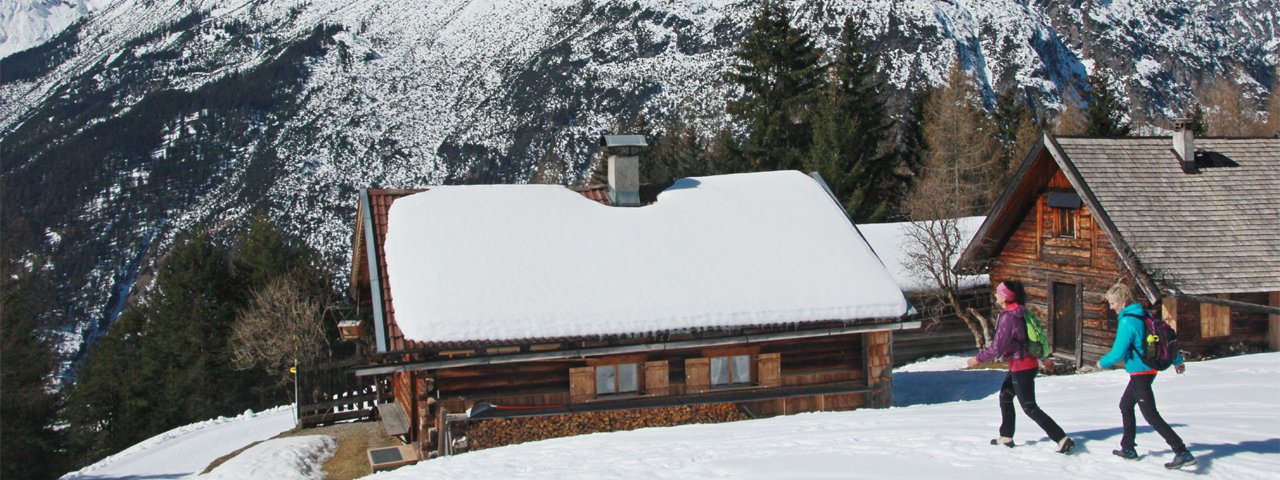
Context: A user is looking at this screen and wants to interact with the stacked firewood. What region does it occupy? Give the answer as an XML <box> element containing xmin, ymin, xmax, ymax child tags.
<box><xmin>467</xmin><ymin>404</ymin><xmax>748</xmax><ymax>451</ymax></box>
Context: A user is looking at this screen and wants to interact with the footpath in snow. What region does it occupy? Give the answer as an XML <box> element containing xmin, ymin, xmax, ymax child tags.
<box><xmin>61</xmin><ymin>353</ymin><xmax>1280</xmax><ymax>479</ymax></box>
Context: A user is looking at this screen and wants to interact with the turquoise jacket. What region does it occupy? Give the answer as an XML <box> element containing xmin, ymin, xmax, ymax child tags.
<box><xmin>1099</xmin><ymin>303</ymin><xmax>1184</xmax><ymax>373</ymax></box>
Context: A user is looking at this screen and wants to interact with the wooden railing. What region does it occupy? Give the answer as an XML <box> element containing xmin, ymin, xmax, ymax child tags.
<box><xmin>296</xmin><ymin>358</ymin><xmax>393</xmax><ymax>428</ymax></box>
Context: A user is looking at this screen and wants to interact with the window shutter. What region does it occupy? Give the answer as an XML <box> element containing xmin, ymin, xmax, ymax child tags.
<box><xmin>757</xmin><ymin>353</ymin><xmax>781</xmax><ymax>387</ymax></box>
<box><xmin>685</xmin><ymin>358</ymin><xmax>710</xmax><ymax>393</ymax></box>
<box><xmin>644</xmin><ymin>361</ymin><xmax>669</xmax><ymax>396</ymax></box>
<box><xmin>1200</xmin><ymin>297</ymin><xmax>1230</xmax><ymax>338</ymax></box>
<box><xmin>569</xmin><ymin>367</ymin><xmax>595</xmax><ymax>403</ymax></box>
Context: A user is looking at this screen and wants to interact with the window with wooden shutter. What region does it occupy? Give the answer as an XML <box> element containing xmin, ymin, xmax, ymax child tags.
<box><xmin>1200</xmin><ymin>296</ymin><xmax>1231</xmax><ymax>338</ymax></box>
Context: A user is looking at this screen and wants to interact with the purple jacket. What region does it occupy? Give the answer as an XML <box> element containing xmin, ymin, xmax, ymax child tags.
<box><xmin>975</xmin><ymin>303</ymin><xmax>1029</xmax><ymax>364</ymax></box>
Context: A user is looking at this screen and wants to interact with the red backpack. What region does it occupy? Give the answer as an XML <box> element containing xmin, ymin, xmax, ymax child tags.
<box><xmin>1138</xmin><ymin>312</ymin><xmax>1180</xmax><ymax>371</ymax></box>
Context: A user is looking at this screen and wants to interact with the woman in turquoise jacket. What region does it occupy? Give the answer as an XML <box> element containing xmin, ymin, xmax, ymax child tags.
<box><xmin>1097</xmin><ymin>282</ymin><xmax>1195</xmax><ymax>469</ymax></box>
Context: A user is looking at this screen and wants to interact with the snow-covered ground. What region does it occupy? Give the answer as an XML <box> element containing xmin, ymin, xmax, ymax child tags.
<box><xmin>62</xmin><ymin>353</ymin><xmax>1280</xmax><ymax>479</ymax></box>
<box><xmin>199</xmin><ymin>435</ymin><xmax>335</xmax><ymax>480</ymax></box>
<box><xmin>60</xmin><ymin>406</ymin><xmax>296</xmax><ymax>479</ymax></box>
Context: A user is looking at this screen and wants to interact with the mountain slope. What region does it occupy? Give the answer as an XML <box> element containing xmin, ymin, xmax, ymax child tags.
<box><xmin>1</xmin><ymin>0</ymin><xmax>1276</xmax><ymax>381</ymax></box>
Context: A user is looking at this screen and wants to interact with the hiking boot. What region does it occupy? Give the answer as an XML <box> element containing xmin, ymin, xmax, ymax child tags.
<box><xmin>1165</xmin><ymin>451</ymin><xmax>1196</xmax><ymax>469</ymax></box>
<box><xmin>990</xmin><ymin>437</ymin><xmax>1014</xmax><ymax>448</ymax></box>
<box><xmin>1112</xmin><ymin>448</ymin><xmax>1139</xmax><ymax>460</ymax></box>
<box><xmin>1057</xmin><ymin>437</ymin><xmax>1075</xmax><ymax>454</ymax></box>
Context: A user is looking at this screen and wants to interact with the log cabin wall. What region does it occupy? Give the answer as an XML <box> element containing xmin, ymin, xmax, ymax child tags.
<box><xmin>409</xmin><ymin>331</ymin><xmax>889</xmax><ymax>455</ymax></box>
<box><xmin>893</xmin><ymin>289</ymin><xmax>991</xmax><ymax>365</ymax></box>
<box><xmin>1164</xmin><ymin>293</ymin><xmax>1275</xmax><ymax>355</ymax></box>
<box><xmin>989</xmin><ymin>169</ymin><xmax>1130</xmax><ymax>366</ymax></box>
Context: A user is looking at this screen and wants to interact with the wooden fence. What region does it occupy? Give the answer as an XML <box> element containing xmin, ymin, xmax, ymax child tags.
<box><xmin>296</xmin><ymin>358</ymin><xmax>392</xmax><ymax>428</ymax></box>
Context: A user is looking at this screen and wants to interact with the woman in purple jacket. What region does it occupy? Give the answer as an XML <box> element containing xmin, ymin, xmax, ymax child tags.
<box><xmin>967</xmin><ymin>281</ymin><xmax>1075</xmax><ymax>453</ymax></box>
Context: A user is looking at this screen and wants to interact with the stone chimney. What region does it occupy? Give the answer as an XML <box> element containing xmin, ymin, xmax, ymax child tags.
<box><xmin>599</xmin><ymin>134</ymin><xmax>648</xmax><ymax>207</ymax></box>
<box><xmin>1172</xmin><ymin>118</ymin><xmax>1195</xmax><ymax>171</ymax></box>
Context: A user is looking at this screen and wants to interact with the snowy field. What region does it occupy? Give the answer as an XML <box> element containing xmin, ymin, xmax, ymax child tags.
<box><xmin>62</xmin><ymin>353</ymin><xmax>1280</xmax><ymax>479</ymax></box>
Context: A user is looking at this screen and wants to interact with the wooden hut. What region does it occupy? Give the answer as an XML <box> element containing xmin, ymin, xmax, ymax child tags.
<box><xmin>348</xmin><ymin>164</ymin><xmax>916</xmax><ymax>458</ymax></box>
<box><xmin>957</xmin><ymin>127</ymin><xmax>1280</xmax><ymax>367</ymax></box>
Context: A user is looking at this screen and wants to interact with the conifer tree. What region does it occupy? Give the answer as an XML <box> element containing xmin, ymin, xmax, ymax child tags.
<box><xmin>1</xmin><ymin>269</ymin><xmax>67</xmax><ymax>479</ymax></box>
<box><xmin>1084</xmin><ymin>69</ymin><xmax>1131</xmax><ymax>137</ymax></box>
<box><xmin>65</xmin><ymin>307</ymin><xmax>154</xmax><ymax>464</ymax></box>
<box><xmin>232</xmin><ymin>212</ymin><xmax>316</xmax><ymax>294</ymax></box>
<box><xmin>805</xmin><ymin>16</ymin><xmax>895</xmax><ymax>223</ymax></box>
<box><xmin>1187</xmin><ymin>102</ymin><xmax>1208</xmax><ymax>136</ymax></box>
<box><xmin>646</xmin><ymin>116</ymin><xmax>708</xmax><ymax>185</ymax></box>
<box><xmin>707</xmin><ymin>127</ymin><xmax>748</xmax><ymax>175</ymax></box>
<box><xmin>913</xmin><ymin>63</ymin><xmax>1002</xmax><ymax>217</ymax></box>
<box><xmin>726</xmin><ymin>0</ymin><xmax>824</xmax><ymax>172</ymax></box>
<box><xmin>888</xmin><ymin>57</ymin><xmax>932</xmax><ymax>216</ymax></box>
<box><xmin>993</xmin><ymin>86</ymin><xmax>1041</xmax><ymax>171</ymax></box>
<box><xmin>145</xmin><ymin>231</ymin><xmax>250</xmax><ymax>428</ymax></box>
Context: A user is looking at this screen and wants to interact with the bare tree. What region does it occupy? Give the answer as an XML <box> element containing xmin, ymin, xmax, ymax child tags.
<box><xmin>904</xmin><ymin>181</ymin><xmax>992</xmax><ymax>348</ymax></box>
<box><xmin>230</xmin><ymin>275</ymin><xmax>332</xmax><ymax>386</ymax></box>
<box><xmin>1200</xmin><ymin>76</ymin><xmax>1270</xmax><ymax>136</ymax></box>
<box><xmin>1053</xmin><ymin>87</ymin><xmax>1088</xmax><ymax>136</ymax></box>
<box><xmin>1263</xmin><ymin>75</ymin><xmax>1280</xmax><ymax>137</ymax></box>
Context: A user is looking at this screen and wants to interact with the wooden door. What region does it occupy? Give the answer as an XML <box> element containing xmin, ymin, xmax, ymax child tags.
<box><xmin>1051</xmin><ymin>282</ymin><xmax>1078</xmax><ymax>355</ymax></box>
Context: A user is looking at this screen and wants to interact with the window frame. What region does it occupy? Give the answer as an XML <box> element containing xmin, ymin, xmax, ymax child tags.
<box><xmin>594</xmin><ymin>363</ymin><xmax>640</xmax><ymax>397</ymax></box>
<box><xmin>1055</xmin><ymin>206</ymin><xmax>1076</xmax><ymax>238</ymax></box>
<box><xmin>709</xmin><ymin>354</ymin><xmax>753</xmax><ymax>387</ymax></box>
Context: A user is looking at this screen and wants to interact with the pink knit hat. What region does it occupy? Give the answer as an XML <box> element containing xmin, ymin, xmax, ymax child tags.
<box><xmin>996</xmin><ymin>282</ymin><xmax>1015</xmax><ymax>303</ymax></box>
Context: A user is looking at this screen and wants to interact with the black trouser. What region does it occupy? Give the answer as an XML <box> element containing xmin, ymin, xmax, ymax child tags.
<box><xmin>999</xmin><ymin>368</ymin><xmax>1066</xmax><ymax>441</ymax></box>
<box><xmin>1120</xmin><ymin>374</ymin><xmax>1186</xmax><ymax>452</ymax></box>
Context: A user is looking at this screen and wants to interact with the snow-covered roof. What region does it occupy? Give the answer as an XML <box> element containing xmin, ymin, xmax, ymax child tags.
<box><xmin>382</xmin><ymin>171</ymin><xmax>908</xmax><ymax>344</ymax></box>
<box><xmin>858</xmin><ymin>217</ymin><xmax>990</xmax><ymax>293</ymax></box>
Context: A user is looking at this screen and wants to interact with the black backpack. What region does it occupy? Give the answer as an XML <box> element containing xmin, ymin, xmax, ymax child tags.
<box><xmin>1137</xmin><ymin>312</ymin><xmax>1179</xmax><ymax>371</ymax></box>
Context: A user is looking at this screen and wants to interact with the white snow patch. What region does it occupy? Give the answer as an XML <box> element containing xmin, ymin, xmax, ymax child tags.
<box><xmin>383</xmin><ymin>171</ymin><xmax>909</xmax><ymax>344</ymax></box>
<box><xmin>60</xmin><ymin>406</ymin><xmax>296</xmax><ymax>480</ymax></box>
<box><xmin>196</xmin><ymin>435</ymin><xmax>336</xmax><ymax>480</ymax></box>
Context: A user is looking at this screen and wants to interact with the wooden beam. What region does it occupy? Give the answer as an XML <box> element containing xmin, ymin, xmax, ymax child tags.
<box><xmin>1172</xmin><ymin>292</ymin><xmax>1280</xmax><ymax>316</ymax></box>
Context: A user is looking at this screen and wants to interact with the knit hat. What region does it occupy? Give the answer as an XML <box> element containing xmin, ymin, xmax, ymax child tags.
<box><xmin>996</xmin><ymin>282</ymin><xmax>1015</xmax><ymax>303</ymax></box>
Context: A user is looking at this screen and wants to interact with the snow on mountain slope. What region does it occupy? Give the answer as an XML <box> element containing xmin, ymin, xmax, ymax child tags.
<box><xmin>0</xmin><ymin>0</ymin><xmax>111</xmax><ymax>59</ymax></box>
<box><xmin>57</xmin><ymin>352</ymin><xmax>1280</xmax><ymax>479</ymax></box>
<box><xmin>1</xmin><ymin>0</ymin><xmax>1275</xmax><ymax>383</ymax></box>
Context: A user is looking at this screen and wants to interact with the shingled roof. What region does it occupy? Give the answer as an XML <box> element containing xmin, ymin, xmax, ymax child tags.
<box><xmin>1057</xmin><ymin>136</ymin><xmax>1280</xmax><ymax>295</ymax></box>
<box><xmin>960</xmin><ymin>133</ymin><xmax>1280</xmax><ymax>300</ymax></box>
